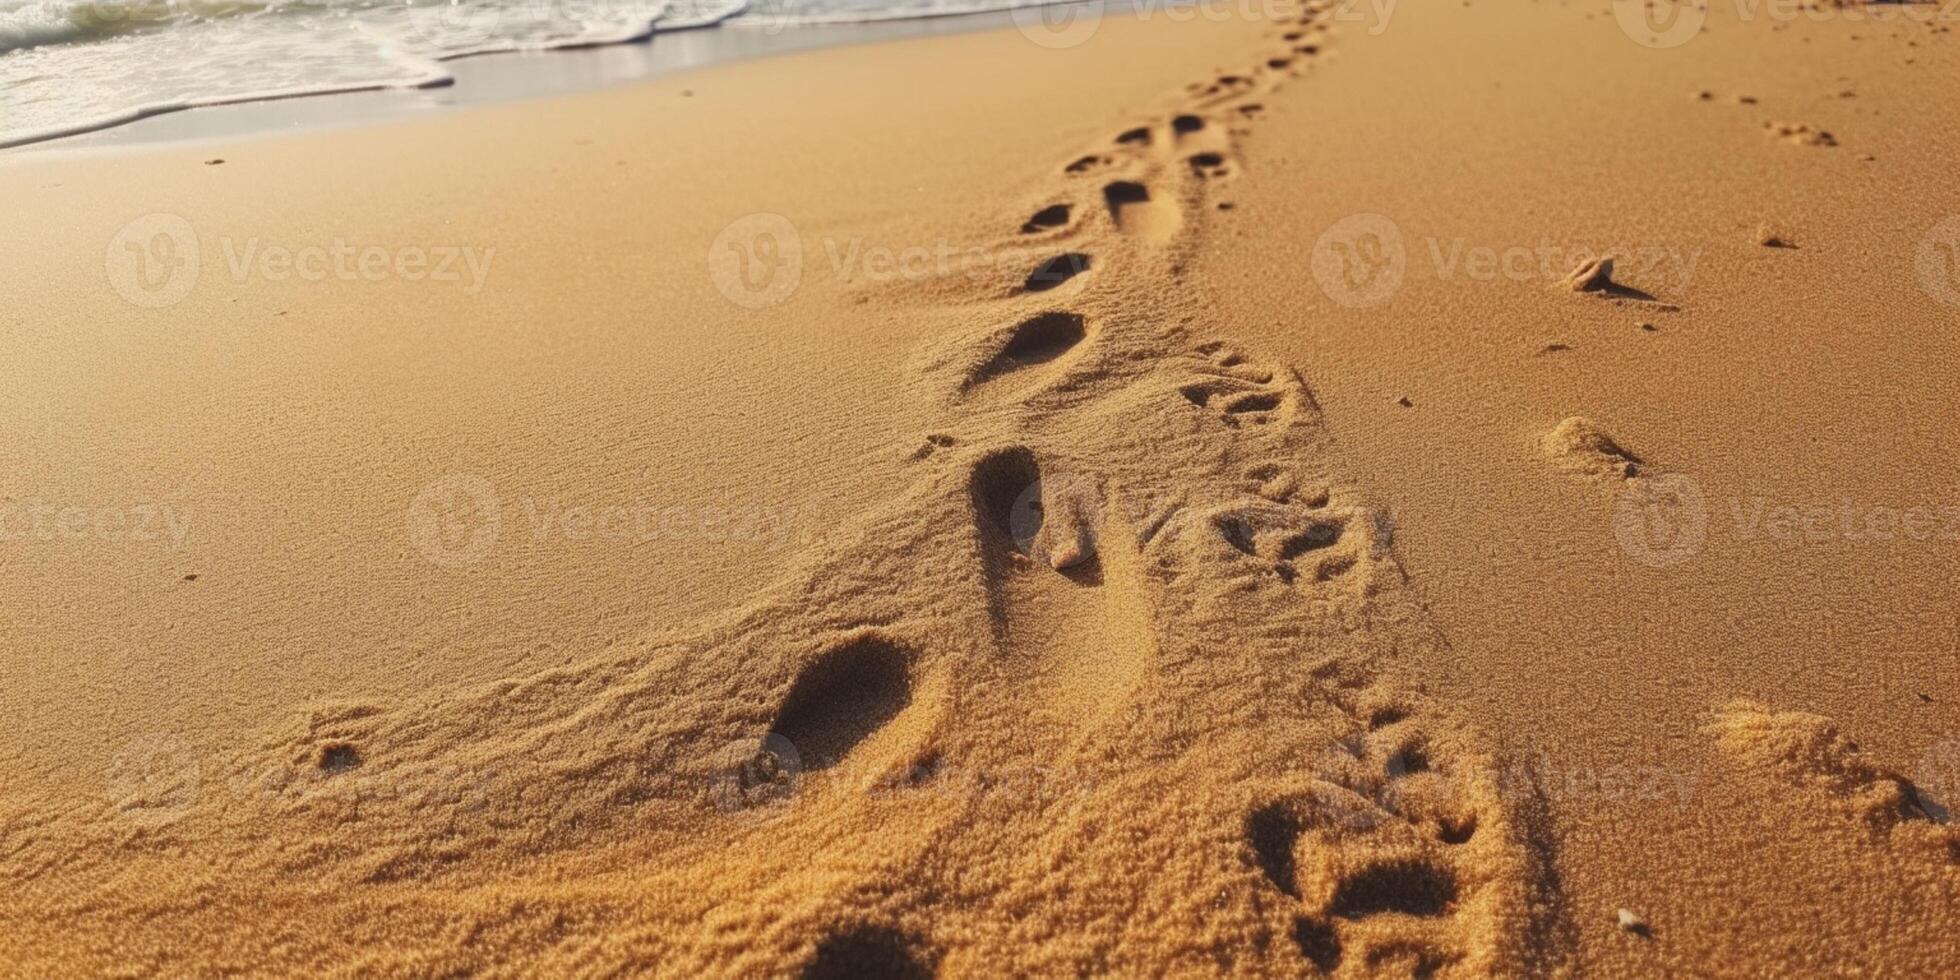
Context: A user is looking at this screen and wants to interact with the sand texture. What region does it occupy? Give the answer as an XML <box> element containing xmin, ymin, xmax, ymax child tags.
<box><xmin>2</xmin><ymin>0</ymin><xmax>1958</xmax><ymax>975</ymax></box>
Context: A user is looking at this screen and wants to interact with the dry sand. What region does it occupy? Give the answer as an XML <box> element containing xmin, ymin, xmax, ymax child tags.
<box><xmin>2</xmin><ymin>0</ymin><xmax>1958</xmax><ymax>975</ymax></box>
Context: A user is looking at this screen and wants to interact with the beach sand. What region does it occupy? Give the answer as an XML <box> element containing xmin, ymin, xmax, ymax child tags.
<box><xmin>2</xmin><ymin>0</ymin><xmax>1957</xmax><ymax>974</ymax></box>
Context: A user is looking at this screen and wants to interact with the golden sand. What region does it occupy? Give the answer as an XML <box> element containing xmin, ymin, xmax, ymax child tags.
<box><xmin>2</xmin><ymin>0</ymin><xmax>1957</xmax><ymax>974</ymax></box>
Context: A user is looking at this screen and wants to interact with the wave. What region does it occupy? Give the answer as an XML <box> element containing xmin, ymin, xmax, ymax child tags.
<box><xmin>0</xmin><ymin>0</ymin><xmax>747</xmax><ymax>148</ymax></box>
<box><xmin>0</xmin><ymin>0</ymin><xmax>1101</xmax><ymax>149</ymax></box>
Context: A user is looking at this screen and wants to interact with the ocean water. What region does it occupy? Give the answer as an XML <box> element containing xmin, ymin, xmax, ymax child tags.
<box><xmin>0</xmin><ymin>0</ymin><xmax>1072</xmax><ymax>147</ymax></box>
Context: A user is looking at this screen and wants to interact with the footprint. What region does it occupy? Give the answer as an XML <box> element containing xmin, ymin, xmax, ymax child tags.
<box><xmin>971</xmin><ymin>446</ymin><xmax>1048</xmax><ymax>562</ymax></box>
<box><xmin>909</xmin><ymin>432</ymin><xmax>957</xmax><ymax>461</ymax></box>
<box><xmin>971</xmin><ymin>447</ymin><xmax>1097</xmax><ymax>573</ymax></box>
<box><xmin>1023</xmin><ymin>252</ymin><xmax>1092</xmax><ymax>293</ymax></box>
<box><xmin>1248</xmin><ymin>799</ymin><xmax>1309</xmax><ymax>898</ymax></box>
<box><xmin>1245</xmin><ymin>462</ymin><xmax>1301</xmax><ymax>503</ymax></box>
<box><xmin>1181</xmin><ymin>380</ymin><xmax>1281</xmax><ymax>421</ymax></box>
<box><xmin>1065</xmin><ymin>154</ymin><xmax>1109</xmax><ymax>174</ymax></box>
<box><xmin>1102</xmin><ymin>180</ymin><xmax>1183</xmax><ymax>243</ymax></box>
<box><xmin>1020</xmin><ymin>203</ymin><xmax>1071</xmax><ymax>234</ymax></box>
<box><xmin>968</xmin><ymin>450</ymin><xmax>1156</xmax><ymax>732</ymax></box>
<box><xmin>1244</xmin><ymin>713</ymin><xmax>1546</xmax><ymax>975</ymax></box>
<box><xmin>1327</xmin><ymin>859</ymin><xmax>1458</xmax><ymax>919</ymax></box>
<box><xmin>800</xmin><ymin>923</ymin><xmax>935</xmax><ymax>980</ymax></box>
<box><xmin>1205</xmin><ymin>501</ymin><xmax>1362</xmax><ymax>586</ymax></box>
<box><xmin>1187</xmin><ymin>152</ymin><xmax>1232</xmax><ymax>179</ymax></box>
<box><xmin>1115</xmin><ymin>126</ymin><xmax>1153</xmax><ymax>147</ymax></box>
<box><xmin>1291</xmin><ymin>917</ymin><xmax>1344</xmax><ymax>972</ymax></box>
<box><xmin>318</xmin><ymin>744</ymin><xmax>361</xmax><ymax>774</ymax></box>
<box><xmin>1177</xmin><ymin>377</ymin><xmax>1286</xmax><ymax>427</ymax></box>
<box><xmin>1765</xmin><ymin>121</ymin><xmax>1837</xmax><ymax>147</ymax></box>
<box><xmin>769</xmin><ymin>637</ymin><xmax>913</xmax><ymax>771</ymax></box>
<box><xmin>1174</xmin><ymin>341</ymin><xmax>1307</xmax><ymax>429</ymax></box>
<box><xmin>1197</xmin><ymin>73</ymin><xmax>1258</xmax><ymax>101</ymax></box>
<box><xmin>966</xmin><ymin>311</ymin><xmax>1089</xmax><ymax>392</ymax></box>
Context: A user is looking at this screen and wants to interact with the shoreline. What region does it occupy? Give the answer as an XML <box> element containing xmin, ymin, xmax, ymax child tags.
<box><xmin>8</xmin><ymin>0</ymin><xmax>1136</xmax><ymax>155</ymax></box>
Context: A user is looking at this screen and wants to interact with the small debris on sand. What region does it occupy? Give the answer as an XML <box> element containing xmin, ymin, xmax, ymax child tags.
<box><xmin>1618</xmin><ymin>908</ymin><xmax>1651</xmax><ymax>936</ymax></box>
<box><xmin>1765</xmin><ymin>122</ymin><xmax>1837</xmax><ymax>147</ymax></box>
<box><xmin>1557</xmin><ymin>256</ymin><xmax>1616</xmax><ymax>293</ymax></box>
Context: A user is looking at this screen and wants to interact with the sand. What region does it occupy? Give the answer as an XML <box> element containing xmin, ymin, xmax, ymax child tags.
<box><xmin>2</xmin><ymin>0</ymin><xmax>1958</xmax><ymax>974</ymax></box>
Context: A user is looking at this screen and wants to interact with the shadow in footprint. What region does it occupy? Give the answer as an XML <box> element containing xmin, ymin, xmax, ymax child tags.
<box><xmin>801</xmin><ymin>924</ymin><xmax>934</xmax><ymax>980</ymax></box>
<box><xmin>772</xmin><ymin>637</ymin><xmax>913</xmax><ymax>771</ymax></box>
<box><xmin>1101</xmin><ymin>181</ymin><xmax>1180</xmax><ymax>242</ymax></box>
<box><xmin>319</xmin><ymin>743</ymin><xmax>361</xmax><ymax>774</ymax></box>
<box><xmin>974</xmin><ymin>312</ymin><xmax>1086</xmax><ymax>386</ymax></box>
<box><xmin>1024</xmin><ymin>253</ymin><xmax>1091</xmax><ymax>293</ymax></box>
<box><xmin>969</xmin><ymin>446</ymin><xmax>1046</xmax><ymax>638</ymax></box>
<box><xmin>1103</xmin><ymin>180</ymin><xmax>1150</xmax><ymax>216</ymax></box>
<box><xmin>971</xmin><ymin>447</ymin><xmax>1043</xmax><ymax>553</ymax></box>
<box><xmin>1279</xmin><ymin>519</ymin><xmax>1345</xmax><ymax>560</ymax></box>
<box><xmin>1021</xmin><ymin>203</ymin><xmax>1070</xmax><ymax>234</ymax></box>
<box><xmin>1292</xmin><ymin>918</ymin><xmax>1343</xmax><ymax>972</ymax></box>
<box><xmin>1188</xmin><ymin>152</ymin><xmax>1229</xmax><ymax>178</ymax></box>
<box><xmin>1249</xmin><ymin>801</ymin><xmax>1306</xmax><ymax>897</ymax></box>
<box><xmin>1328</xmin><ymin>859</ymin><xmax>1458</xmax><ymax>919</ymax></box>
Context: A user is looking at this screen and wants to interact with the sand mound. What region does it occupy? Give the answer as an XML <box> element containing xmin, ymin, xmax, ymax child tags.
<box><xmin>1542</xmin><ymin>417</ymin><xmax>1643</xmax><ymax>480</ymax></box>
<box><xmin>1708</xmin><ymin>701</ymin><xmax>1955</xmax><ymax>850</ymax></box>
